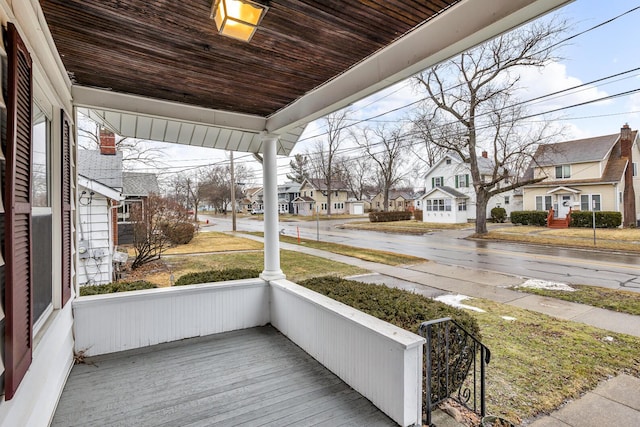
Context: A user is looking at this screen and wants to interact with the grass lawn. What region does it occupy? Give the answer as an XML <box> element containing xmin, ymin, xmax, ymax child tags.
<box><xmin>277</xmin><ymin>234</ymin><xmax>427</xmax><ymax>265</ymax></box>
<box><xmin>243</xmin><ymin>232</ymin><xmax>426</xmax><ymax>266</ymax></box>
<box><xmin>122</xmin><ymin>232</ymin><xmax>640</xmax><ymax>424</ymax></box>
<box><xmin>510</xmin><ymin>284</ymin><xmax>640</xmax><ymax>316</ymax></box>
<box><xmin>163</xmin><ymin>231</ymin><xmax>262</xmax><ymax>254</ymax></box>
<box><xmin>467</xmin><ymin>298</ymin><xmax>640</xmax><ymax>423</ymax></box>
<box><xmin>479</xmin><ymin>226</ymin><xmax>640</xmax><ymax>252</ymax></box>
<box><xmin>135</xmin><ymin>250</ymin><xmax>366</xmax><ymax>287</ymax></box>
<box><xmin>342</xmin><ymin>220</ymin><xmax>471</xmax><ymax>233</ymax></box>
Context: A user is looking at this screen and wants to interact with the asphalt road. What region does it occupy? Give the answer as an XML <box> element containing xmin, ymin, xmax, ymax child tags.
<box><xmin>203</xmin><ymin>215</ymin><xmax>640</xmax><ymax>292</ymax></box>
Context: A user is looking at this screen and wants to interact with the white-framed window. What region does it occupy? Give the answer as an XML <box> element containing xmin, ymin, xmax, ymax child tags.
<box><xmin>504</xmin><ymin>196</ymin><xmax>510</xmax><ymax>205</ymax></box>
<box><xmin>32</xmin><ymin>101</ymin><xmax>54</xmax><ymax>332</ymax></box>
<box><xmin>535</xmin><ymin>195</ymin><xmax>552</xmax><ymax>211</ymax></box>
<box><xmin>633</xmin><ymin>162</ymin><xmax>637</xmax><ymax>177</ymax></box>
<box><xmin>458</xmin><ymin>200</ymin><xmax>467</xmax><ymax>211</ymax></box>
<box><xmin>455</xmin><ymin>174</ymin><xmax>469</xmax><ymax>188</ymax></box>
<box><xmin>581</xmin><ymin>194</ymin><xmax>601</xmax><ymax>211</ymax></box>
<box><xmin>445</xmin><ymin>158</ymin><xmax>452</xmax><ymax>165</ymax></box>
<box><xmin>432</xmin><ymin>176</ymin><xmax>444</xmax><ymax>188</ymax></box>
<box><xmin>310</xmin><ymin>191</ymin><xmax>313</xmax><ymax>197</ymax></box>
<box><xmin>426</xmin><ymin>199</ymin><xmax>452</xmax><ymax>211</ymax></box>
<box><xmin>555</xmin><ymin>164</ymin><xmax>571</xmax><ymax>179</ymax></box>
<box><xmin>321</xmin><ymin>203</ymin><xmax>327</xmax><ymax>210</ymax></box>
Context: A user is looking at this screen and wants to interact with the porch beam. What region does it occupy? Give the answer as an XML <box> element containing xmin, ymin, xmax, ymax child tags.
<box><xmin>72</xmin><ymin>86</ymin><xmax>266</xmax><ymax>132</ymax></box>
<box><xmin>266</xmin><ymin>0</ymin><xmax>572</xmax><ymax>135</ymax></box>
<box><xmin>260</xmin><ymin>134</ymin><xmax>285</xmax><ymax>281</ymax></box>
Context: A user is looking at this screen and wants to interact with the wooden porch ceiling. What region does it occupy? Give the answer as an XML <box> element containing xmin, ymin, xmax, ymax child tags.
<box><xmin>39</xmin><ymin>0</ymin><xmax>572</xmax><ymax>153</ymax></box>
<box><xmin>40</xmin><ymin>0</ymin><xmax>460</xmax><ymax>117</ymax></box>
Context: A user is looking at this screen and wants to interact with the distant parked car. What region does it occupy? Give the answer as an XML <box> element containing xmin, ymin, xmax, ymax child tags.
<box><xmin>251</xmin><ymin>208</ymin><xmax>264</xmax><ymax>215</ymax></box>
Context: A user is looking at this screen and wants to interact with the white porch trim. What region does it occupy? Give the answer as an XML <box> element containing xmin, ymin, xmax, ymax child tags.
<box><xmin>547</xmin><ymin>186</ymin><xmax>581</xmax><ymax>194</ymax></box>
<box><xmin>260</xmin><ymin>134</ymin><xmax>285</xmax><ymax>281</ymax></box>
<box><xmin>266</xmin><ymin>0</ymin><xmax>572</xmax><ymax>134</ymax></box>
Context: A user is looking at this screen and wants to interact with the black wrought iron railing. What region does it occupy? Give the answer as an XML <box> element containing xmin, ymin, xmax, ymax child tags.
<box><xmin>419</xmin><ymin>317</ymin><xmax>491</xmax><ymax>426</ymax></box>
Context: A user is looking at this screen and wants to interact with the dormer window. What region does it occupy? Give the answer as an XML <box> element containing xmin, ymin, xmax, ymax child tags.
<box><xmin>555</xmin><ymin>164</ymin><xmax>571</xmax><ymax>179</ymax></box>
<box><xmin>445</xmin><ymin>158</ymin><xmax>452</xmax><ymax>165</ymax></box>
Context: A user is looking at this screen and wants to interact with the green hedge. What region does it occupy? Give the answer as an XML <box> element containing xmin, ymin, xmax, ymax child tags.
<box><xmin>491</xmin><ymin>207</ymin><xmax>507</xmax><ymax>223</ymax></box>
<box><xmin>79</xmin><ymin>280</ymin><xmax>157</xmax><ymax>296</ymax></box>
<box><xmin>175</xmin><ymin>268</ymin><xmax>261</xmax><ymax>286</ymax></box>
<box><xmin>298</xmin><ymin>276</ymin><xmax>481</xmax><ymax>397</ymax></box>
<box><xmin>297</xmin><ymin>276</ymin><xmax>479</xmax><ymax>338</ymax></box>
<box><xmin>570</xmin><ymin>211</ymin><xmax>621</xmax><ymax>228</ymax></box>
<box><xmin>510</xmin><ymin>210</ymin><xmax>548</xmax><ymax>226</ymax></box>
<box><xmin>369</xmin><ymin>211</ymin><xmax>412</xmax><ymax>222</ymax></box>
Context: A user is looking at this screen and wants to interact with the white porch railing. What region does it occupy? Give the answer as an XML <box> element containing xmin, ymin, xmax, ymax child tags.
<box><xmin>72</xmin><ymin>279</ymin><xmax>425</xmax><ymax>426</ymax></box>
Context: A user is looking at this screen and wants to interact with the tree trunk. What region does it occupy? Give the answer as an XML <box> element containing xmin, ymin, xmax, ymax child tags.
<box><xmin>475</xmin><ymin>191</ymin><xmax>489</xmax><ymax>234</ymax></box>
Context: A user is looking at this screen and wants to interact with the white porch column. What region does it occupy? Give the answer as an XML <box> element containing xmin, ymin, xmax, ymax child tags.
<box><xmin>260</xmin><ymin>135</ymin><xmax>285</xmax><ymax>281</ymax></box>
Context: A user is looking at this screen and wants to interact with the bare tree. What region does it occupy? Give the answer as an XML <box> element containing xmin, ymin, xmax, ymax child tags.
<box><xmin>413</xmin><ymin>18</ymin><xmax>567</xmax><ymax>234</ymax></box>
<box><xmin>308</xmin><ymin>110</ymin><xmax>350</xmax><ymax>216</ymax></box>
<box><xmin>338</xmin><ymin>155</ymin><xmax>375</xmax><ymax>201</ymax></box>
<box><xmin>130</xmin><ymin>194</ymin><xmax>192</xmax><ymax>269</ymax></box>
<box><xmin>353</xmin><ymin>124</ymin><xmax>408</xmax><ymax>212</ymax></box>
<box><xmin>200</xmin><ymin>163</ymin><xmax>253</xmax><ymax>213</ymax></box>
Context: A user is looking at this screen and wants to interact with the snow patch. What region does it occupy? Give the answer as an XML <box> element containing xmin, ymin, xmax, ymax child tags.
<box><xmin>516</xmin><ymin>279</ymin><xmax>575</xmax><ymax>292</ymax></box>
<box><xmin>435</xmin><ymin>294</ymin><xmax>486</xmax><ymax>313</ymax></box>
<box><xmin>501</xmin><ymin>316</ymin><xmax>517</xmax><ymax>321</ymax></box>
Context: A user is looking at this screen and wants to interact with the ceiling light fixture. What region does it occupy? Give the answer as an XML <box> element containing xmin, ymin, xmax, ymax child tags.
<box><xmin>211</xmin><ymin>0</ymin><xmax>268</xmax><ymax>42</ymax></box>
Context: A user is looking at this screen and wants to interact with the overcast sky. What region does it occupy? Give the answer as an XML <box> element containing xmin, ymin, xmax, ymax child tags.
<box><xmin>139</xmin><ymin>0</ymin><xmax>640</xmax><ymax>186</ymax></box>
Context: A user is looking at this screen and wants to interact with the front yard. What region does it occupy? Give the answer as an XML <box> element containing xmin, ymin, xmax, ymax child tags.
<box><xmin>477</xmin><ymin>225</ymin><xmax>640</xmax><ymax>252</ymax></box>
<box><xmin>109</xmin><ymin>230</ymin><xmax>640</xmax><ymax>425</ymax></box>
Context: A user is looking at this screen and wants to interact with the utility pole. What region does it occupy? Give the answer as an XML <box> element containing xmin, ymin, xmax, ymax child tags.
<box><xmin>230</xmin><ymin>150</ymin><xmax>236</xmax><ymax>231</ymax></box>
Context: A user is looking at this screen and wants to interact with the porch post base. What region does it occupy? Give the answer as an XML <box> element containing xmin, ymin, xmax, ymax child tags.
<box><xmin>260</xmin><ymin>270</ymin><xmax>286</xmax><ymax>281</ymax></box>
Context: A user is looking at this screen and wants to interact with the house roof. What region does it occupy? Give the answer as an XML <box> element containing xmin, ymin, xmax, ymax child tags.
<box><xmin>422</xmin><ymin>186</ymin><xmax>469</xmax><ymax>199</ymax></box>
<box><xmin>78</xmin><ymin>176</ymin><xmax>123</xmax><ymax>201</ymax></box>
<box><xmin>390</xmin><ymin>190</ymin><xmax>414</xmax><ymax>200</ymax></box>
<box><xmin>525</xmin><ymin>130</ymin><xmax>639</xmax><ymax>187</ymax></box>
<box><xmin>426</xmin><ymin>152</ymin><xmax>500</xmax><ymax>178</ymax></box>
<box><xmin>77</xmin><ymin>150</ymin><xmax>123</xmax><ymax>190</ymax></box>
<box><xmin>38</xmin><ymin>0</ymin><xmax>568</xmax><ymax>155</ymax></box>
<box><xmin>122</xmin><ymin>172</ymin><xmax>160</xmax><ymax>197</ymax></box>
<box><xmin>532</xmin><ymin>133</ymin><xmax>619</xmax><ymax>166</ymax></box>
<box><xmin>278</xmin><ymin>182</ymin><xmax>301</xmax><ymax>193</ymax></box>
<box><xmin>292</xmin><ymin>196</ymin><xmax>315</xmax><ymax>203</ymax></box>
<box><xmin>303</xmin><ymin>178</ymin><xmax>348</xmax><ymax>191</ymax></box>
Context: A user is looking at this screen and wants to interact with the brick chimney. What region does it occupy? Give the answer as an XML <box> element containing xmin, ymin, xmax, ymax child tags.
<box><xmin>621</xmin><ymin>124</ymin><xmax>636</xmax><ymax>227</ymax></box>
<box><xmin>481</xmin><ymin>151</ymin><xmax>488</xmax><ymax>158</ymax></box>
<box><xmin>99</xmin><ymin>128</ymin><xmax>117</xmax><ymax>155</ymax></box>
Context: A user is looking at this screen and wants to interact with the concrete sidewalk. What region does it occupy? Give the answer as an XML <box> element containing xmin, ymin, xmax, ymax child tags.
<box><xmin>267</xmin><ymin>236</ymin><xmax>640</xmax><ymax>338</ymax></box>
<box><xmin>237</xmin><ymin>232</ymin><xmax>640</xmax><ymax>426</ymax></box>
<box><xmin>528</xmin><ymin>374</ymin><xmax>640</xmax><ymax>427</ymax></box>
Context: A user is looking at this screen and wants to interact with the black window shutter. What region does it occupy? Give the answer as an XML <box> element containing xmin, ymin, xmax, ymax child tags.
<box><xmin>61</xmin><ymin>112</ymin><xmax>71</xmax><ymax>306</ymax></box>
<box><xmin>4</xmin><ymin>23</ymin><xmax>33</xmax><ymax>400</ymax></box>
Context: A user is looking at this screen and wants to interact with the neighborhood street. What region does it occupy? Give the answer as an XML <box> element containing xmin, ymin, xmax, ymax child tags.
<box><xmin>205</xmin><ymin>216</ymin><xmax>640</xmax><ymax>292</ymax></box>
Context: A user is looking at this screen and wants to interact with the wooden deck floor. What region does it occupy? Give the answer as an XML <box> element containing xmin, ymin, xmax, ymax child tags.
<box><xmin>52</xmin><ymin>326</ymin><xmax>397</xmax><ymax>426</ymax></box>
